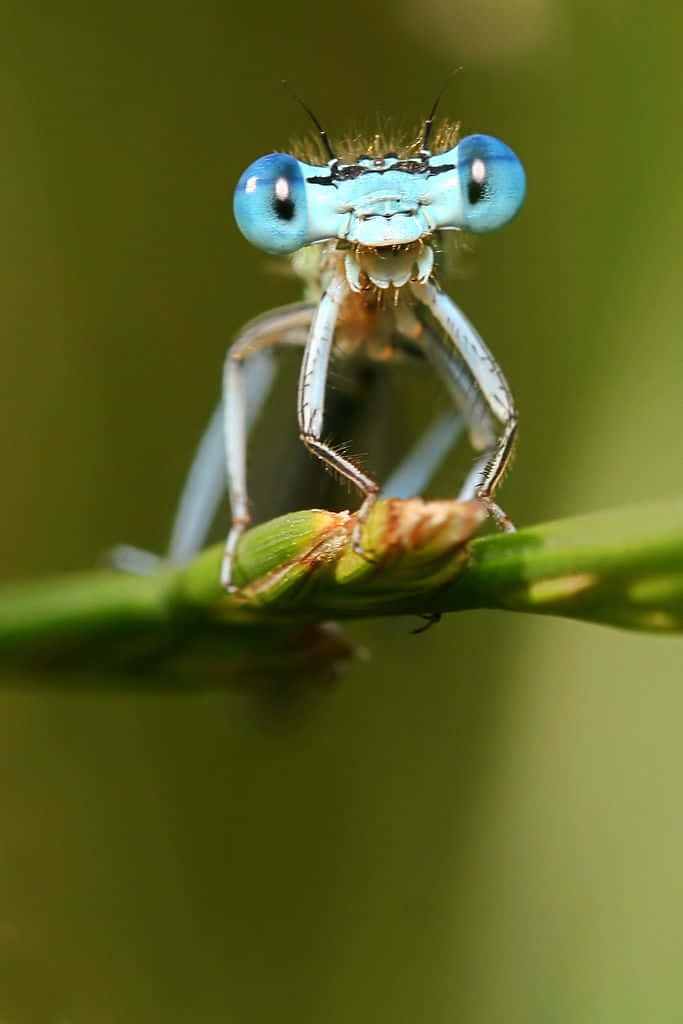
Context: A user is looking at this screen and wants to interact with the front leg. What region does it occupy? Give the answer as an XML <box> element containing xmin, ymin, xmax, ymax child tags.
<box><xmin>410</xmin><ymin>280</ymin><xmax>518</xmax><ymax>530</ymax></box>
<box><xmin>297</xmin><ymin>273</ymin><xmax>380</xmax><ymax>556</ymax></box>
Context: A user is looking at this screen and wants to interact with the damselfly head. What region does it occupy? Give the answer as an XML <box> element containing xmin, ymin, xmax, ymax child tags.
<box><xmin>234</xmin><ymin>132</ymin><xmax>525</xmax><ymax>253</ymax></box>
<box><xmin>233</xmin><ymin>94</ymin><xmax>525</xmax><ymax>294</ymax></box>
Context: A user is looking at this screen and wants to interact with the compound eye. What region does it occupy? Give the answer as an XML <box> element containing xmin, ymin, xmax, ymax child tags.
<box><xmin>233</xmin><ymin>153</ymin><xmax>309</xmax><ymax>254</ymax></box>
<box><xmin>456</xmin><ymin>134</ymin><xmax>526</xmax><ymax>233</ymax></box>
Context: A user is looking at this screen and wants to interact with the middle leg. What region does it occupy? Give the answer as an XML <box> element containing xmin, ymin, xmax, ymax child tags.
<box><xmin>221</xmin><ymin>302</ymin><xmax>316</xmax><ymax>589</ymax></box>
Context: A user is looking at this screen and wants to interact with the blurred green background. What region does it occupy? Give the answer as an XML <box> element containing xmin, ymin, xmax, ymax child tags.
<box><xmin>1</xmin><ymin>2</ymin><xmax>683</xmax><ymax>1021</ymax></box>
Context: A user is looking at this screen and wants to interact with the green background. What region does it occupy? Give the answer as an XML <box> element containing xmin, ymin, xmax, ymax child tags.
<box><xmin>1</xmin><ymin>2</ymin><xmax>683</xmax><ymax>1020</ymax></box>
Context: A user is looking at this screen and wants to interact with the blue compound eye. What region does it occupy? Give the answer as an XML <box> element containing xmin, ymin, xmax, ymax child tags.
<box><xmin>456</xmin><ymin>135</ymin><xmax>526</xmax><ymax>233</ymax></box>
<box><xmin>233</xmin><ymin>153</ymin><xmax>309</xmax><ymax>254</ymax></box>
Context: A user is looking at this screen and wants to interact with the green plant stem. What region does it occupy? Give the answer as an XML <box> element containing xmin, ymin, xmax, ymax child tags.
<box><xmin>0</xmin><ymin>497</ymin><xmax>681</xmax><ymax>677</ymax></box>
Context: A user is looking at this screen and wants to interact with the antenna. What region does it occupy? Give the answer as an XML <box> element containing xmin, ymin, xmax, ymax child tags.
<box><xmin>420</xmin><ymin>67</ymin><xmax>463</xmax><ymax>156</ymax></box>
<box><xmin>282</xmin><ymin>81</ymin><xmax>337</xmax><ymax>165</ymax></box>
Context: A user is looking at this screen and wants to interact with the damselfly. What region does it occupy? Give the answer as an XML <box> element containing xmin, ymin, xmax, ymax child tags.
<box><xmin>126</xmin><ymin>97</ymin><xmax>525</xmax><ymax>590</ymax></box>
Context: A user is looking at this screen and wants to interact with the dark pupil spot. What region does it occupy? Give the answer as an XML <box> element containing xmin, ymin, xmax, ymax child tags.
<box><xmin>468</xmin><ymin>175</ymin><xmax>486</xmax><ymax>205</ymax></box>
<box><xmin>273</xmin><ymin>184</ymin><xmax>295</xmax><ymax>221</ymax></box>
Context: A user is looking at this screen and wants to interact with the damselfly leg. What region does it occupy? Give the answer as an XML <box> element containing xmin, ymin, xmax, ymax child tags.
<box><xmin>411</xmin><ymin>281</ymin><xmax>518</xmax><ymax>529</ymax></box>
<box><xmin>221</xmin><ymin>302</ymin><xmax>316</xmax><ymax>589</ymax></box>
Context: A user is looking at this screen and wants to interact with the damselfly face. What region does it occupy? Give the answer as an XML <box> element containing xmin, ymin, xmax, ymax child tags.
<box><xmin>233</xmin><ymin>133</ymin><xmax>525</xmax><ymax>289</ymax></box>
